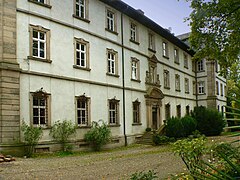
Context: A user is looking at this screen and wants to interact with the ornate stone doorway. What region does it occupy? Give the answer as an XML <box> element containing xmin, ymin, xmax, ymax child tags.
<box><xmin>145</xmin><ymin>87</ymin><xmax>164</xmax><ymax>130</ymax></box>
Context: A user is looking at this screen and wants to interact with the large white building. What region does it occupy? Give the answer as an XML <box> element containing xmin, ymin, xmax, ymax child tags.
<box><xmin>0</xmin><ymin>0</ymin><xmax>226</xmax><ymax>154</ymax></box>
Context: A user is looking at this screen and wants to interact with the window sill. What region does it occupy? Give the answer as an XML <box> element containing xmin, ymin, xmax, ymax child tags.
<box><xmin>145</xmin><ymin>82</ymin><xmax>161</xmax><ymax>87</ymax></box>
<box><xmin>33</xmin><ymin>125</ymin><xmax>50</xmax><ymax>129</ymax></box>
<box><xmin>130</xmin><ymin>39</ymin><xmax>140</xmax><ymax>45</ymax></box>
<box><xmin>148</xmin><ymin>48</ymin><xmax>156</xmax><ymax>53</ymax></box>
<box><xmin>164</xmin><ymin>86</ymin><xmax>170</xmax><ymax>90</ymax></box>
<box><xmin>73</xmin><ymin>65</ymin><xmax>91</xmax><ymax>71</ymax></box>
<box><xmin>108</xmin><ymin>124</ymin><xmax>121</xmax><ymax>127</ymax></box>
<box><xmin>132</xmin><ymin>123</ymin><xmax>142</xmax><ymax>126</ymax></box>
<box><xmin>175</xmin><ymin>89</ymin><xmax>181</xmax><ymax>92</ymax></box>
<box><xmin>77</xmin><ymin>125</ymin><xmax>91</xmax><ymax>129</ymax></box>
<box><xmin>197</xmin><ymin>70</ymin><xmax>205</xmax><ymax>73</ymax></box>
<box><xmin>131</xmin><ymin>79</ymin><xmax>141</xmax><ymax>83</ymax></box>
<box><xmin>106</xmin><ymin>73</ymin><xmax>120</xmax><ymax>78</ymax></box>
<box><xmin>184</xmin><ymin>66</ymin><xmax>189</xmax><ymax>69</ymax></box>
<box><xmin>198</xmin><ymin>93</ymin><xmax>206</xmax><ymax>95</ymax></box>
<box><xmin>28</xmin><ymin>56</ymin><xmax>52</xmax><ymax>63</ymax></box>
<box><xmin>185</xmin><ymin>91</ymin><xmax>190</xmax><ymax>94</ymax></box>
<box><xmin>105</xmin><ymin>28</ymin><xmax>118</xmax><ymax>35</ymax></box>
<box><xmin>163</xmin><ymin>55</ymin><xmax>169</xmax><ymax>60</ymax></box>
<box><xmin>174</xmin><ymin>61</ymin><xmax>180</xmax><ymax>65</ymax></box>
<box><xmin>72</xmin><ymin>14</ymin><xmax>90</xmax><ymax>23</ymax></box>
<box><xmin>28</xmin><ymin>0</ymin><xmax>52</xmax><ymax>8</ymax></box>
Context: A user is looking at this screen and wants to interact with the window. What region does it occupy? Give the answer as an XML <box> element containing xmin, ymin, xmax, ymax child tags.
<box><xmin>215</xmin><ymin>61</ymin><xmax>218</xmax><ymax>72</ymax></box>
<box><xmin>74</xmin><ymin>0</ymin><xmax>89</xmax><ymax>21</ymax></box>
<box><xmin>174</xmin><ymin>48</ymin><xmax>179</xmax><ymax>63</ymax></box>
<box><xmin>192</xmin><ymin>60</ymin><xmax>196</xmax><ymax>72</ymax></box>
<box><xmin>164</xmin><ymin>70</ymin><xmax>170</xmax><ymax>89</ymax></box>
<box><xmin>186</xmin><ymin>105</ymin><xmax>190</xmax><ymax>116</ymax></box>
<box><xmin>198</xmin><ymin>81</ymin><xmax>205</xmax><ymax>94</ymax></box>
<box><xmin>165</xmin><ymin>103</ymin><xmax>171</xmax><ymax>120</ymax></box>
<box><xmin>28</xmin><ymin>0</ymin><xmax>51</xmax><ymax>8</ymax></box>
<box><xmin>107</xmin><ymin>49</ymin><xmax>118</xmax><ymax>76</ymax></box>
<box><xmin>176</xmin><ymin>105</ymin><xmax>181</xmax><ymax>118</ymax></box>
<box><xmin>29</xmin><ymin>25</ymin><xmax>50</xmax><ymax>62</ymax></box>
<box><xmin>216</xmin><ymin>81</ymin><xmax>219</xmax><ymax>95</ymax></box>
<box><xmin>106</xmin><ymin>9</ymin><xmax>116</xmax><ymax>33</ymax></box>
<box><xmin>148</xmin><ymin>33</ymin><xmax>155</xmax><ymax>51</ymax></box>
<box><xmin>74</xmin><ymin>38</ymin><xmax>90</xmax><ymax>70</ymax></box>
<box><xmin>193</xmin><ymin>81</ymin><xmax>196</xmax><ymax>95</ymax></box>
<box><xmin>197</xmin><ymin>60</ymin><xmax>204</xmax><ymax>71</ymax></box>
<box><xmin>131</xmin><ymin>57</ymin><xmax>140</xmax><ymax>81</ymax></box>
<box><xmin>130</xmin><ymin>22</ymin><xmax>138</xmax><ymax>42</ymax></box>
<box><xmin>31</xmin><ymin>89</ymin><xmax>50</xmax><ymax>127</ymax></box>
<box><xmin>184</xmin><ymin>53</ymin><xmax>188</xmax><ymax>68</ymax></box>
<box><xmin>76</xmin><ymin>95</ymin><xmax>90</xmax><ymax>126</ymax></box>
<box><xmin>175</xmin><ymin>74</ymin><xmax>180</xmax><ymax>91</ymax></box>
<box><xmin>162</xmin><ymin>42</ymin><xmax>168</xmax><ymax>58</ymax></box>
<box><xmin>220</xmin><ymin>83</ymin><xmax>223</xmax><ymax>96</ymax></box>
<box><xmin>185</xmin><ymin>78</ymin><xmax>189</xmax><ymax>93</ymax></box>
<box><xmin>133</xmin><ymin>100</ymin><xmax>140</xmax><ymax>124</ymax></box>
<box><xmin>108</xmin><ymin>98</ymin><xmax>119</xmax><ymax>125</ymax></box>
<box><xmin>224</xmin><ymin>85</ymin><xmax>227</xmax><ymax>96</ymax></box>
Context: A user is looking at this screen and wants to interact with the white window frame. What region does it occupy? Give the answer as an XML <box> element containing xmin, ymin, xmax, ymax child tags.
<box><xmin>32</xmin><ymin>30</ymin><xmax>46</xmax><ymax>59</ymax></box>
<box><xmin>185</xmin><ymin>78</ymin><xmax>189</xmax><ymax>93</ymax></box>
<box><xmin>108</xmin><ymin>99</ymin><xmax>119</xmax><ymax>125</ymax></box>
<box><xmin>106</xmin><ymin>10</ymin><xmax>115</xmax><ymax>32</ymax></box>
<box><xmin>107</xmin><ymin>49</ymin><xmax>118</xmax><ymax>76</ymax></box>
<box><xmin>198</xmin><ymin>81</ymin><xmax>205</xmax><ymax>94</ymax></box>
<box><xmin>174</xmin><ymin>48</ymin><xmax>179</xmax><ymax>63</ymax></box>
<box><xmin>175</xmin><ymin>74</ymin><xmax>180</xmax><ymax>91</ymax></box>
<box><xmin>163</xmin><ymin>42</ymin><xmax>168</xmax><ymax>57</ymax></box>
<box><xmin>184</xmin><ymin>53</ymin><xmax>188</xmax><ymax>68</ymax></box>
<box><xmin>75</xmin><ymin>0</ymin><xmax>85</xmax><ymax>18</ymax></box>
<box><xmin>131</xmin><ymin>57</ymin><xmax>140</xmax><ymax>81</ymax></box>
<box><xmin>132</xmin><ymin>101</ymin><xmax>140</xmax><ymax>124</ymax></box>
<box><xmin>148</xmin><ymin>33</ymin><xmax>155</xmax><ymax>50</ymax></box>
<box><xmin>164</xmin><ymin>70</ymin><xmax>170</xmax><ymax>89</ymax></box>
<box><xmin>76</xmin><ymin>95</ymin><xmax>90</xmax><ymax>126</ymax></box>
<box><xmin>197</xmin><ymin>60</ymin><xmax>204</xmax><ymax>71</ymax></box>
<box><xmin>130</xmin><ymin>22</ymin><xmax>137</xmax><ymax>42</ymax></box>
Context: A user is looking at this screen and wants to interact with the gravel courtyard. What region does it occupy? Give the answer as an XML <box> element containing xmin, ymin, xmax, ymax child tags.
<box><xmin>0</xmin><ymin>145</ymin><xmax>185</xmax><ymax>180</ymax></box>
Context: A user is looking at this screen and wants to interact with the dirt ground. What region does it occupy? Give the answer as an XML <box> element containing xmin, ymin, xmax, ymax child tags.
<box><xmin>0</xmin><ymin>135</ymin><xmax>238</xmax><ymax>180</ymax></box>
<box><xmin>0</xmin><ymin>145</ymin><xmax>185</xmax><ymax>180</ymax></box>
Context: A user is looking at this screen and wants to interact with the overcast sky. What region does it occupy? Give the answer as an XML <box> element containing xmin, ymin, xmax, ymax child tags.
<box><xmin>122</xmin><ymin>0</ymin><xmax>192</xmax><ymax>36</ymax></box>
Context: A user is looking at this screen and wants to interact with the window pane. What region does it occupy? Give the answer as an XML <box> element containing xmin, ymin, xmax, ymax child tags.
<box><xmin>39</xmin><ymin>32</ymin><xmax>45</xmax><ymax>40</ymax></box>
<box><xmin>40</xmin><ymin>117</ymin><xmax>46</xmax><ymax>124</ymax></box>
<box><xmin>33</xmin><ymin>117</ymin><xmax>39</xmax><ymax>124</ymax></box>
<box><xmin>33</xmin><ymin>31</ymin><xmax>38</xmax><ymax>38</ymax></box>
<box><xmin>33</xmin><ymin>108</ymin><xmax>39</xmax><ymax>116</ymax></box>
<box><xmin>40</xmin><ymin>98</ymin><xmax>45</xmax><ymax>106</ymax></box>
<box><xmin>40</xmin><ymin>108</ymin><xmax>45</xmax><ymax>116</ymax></box>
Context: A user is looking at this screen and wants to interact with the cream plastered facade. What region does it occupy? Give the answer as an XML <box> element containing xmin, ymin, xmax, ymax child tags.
<box><xmin>0</xmin><ymin>0</ymin><xmax>226</xmax><ymax>153</ymax></box>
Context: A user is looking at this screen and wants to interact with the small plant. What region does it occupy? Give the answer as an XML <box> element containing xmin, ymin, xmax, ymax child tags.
<box><xmin>21</xmin><ymin>121</ymin><xmax>43</xmax><ymax>157</ymax></box>
<box><xmin>84</xmin><ymin>120</ymin><xmax>111</xmax><ymax>151</ymax></box>
<box><xmin>152</xmin><ymin>135</ymin><xmax>175</xmax><ymax>145</ymax></box>
<box><xmin>129</xmin><ymin>170</ymin><xmax>158</xmax><ymax>180</ymax></box>
<box><xmin>145</xmin><ymin>127</ymin><xmax>152</xmax><ymax>132</ymax></box>
<box><xmin>50</xmin><ymin>120</ymin><xmax>77</xmax><ymax>152</ymax></box>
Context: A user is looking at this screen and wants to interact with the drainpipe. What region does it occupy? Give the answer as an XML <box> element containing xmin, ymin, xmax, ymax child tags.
<box><xmin>121</xmin><ymin>13</ymin><xmax>127</xmax><ymax>146</ymax></box>
<box><xmin>195</xmin><ymin>60</ymin><xmax>198</xmax><ymax>107</ymax></box>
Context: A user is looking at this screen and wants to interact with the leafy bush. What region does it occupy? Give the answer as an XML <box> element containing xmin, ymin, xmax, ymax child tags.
<box><xmin>84</xmin><ymin>120</ymin><xmax>111</xmax><ymax>151</ymax></box>
<box><xmin>165</xmin><ymin>116</ymin><xmax>197</xmax><ymax>138</ymax></box>
<box><xmin>152</xmin><ymin>135</ymin><xmax>175</xmax><ymax>145</ymax></box>
<box><xmin>21</xmin><ymin>121</ymin><xmax>43</xmax><ymax>157</ymax></box>
<box><xmin>191</xmin><ymin>106</ymin><xmax>226</xmax><ymax>136</ymax></box>
<box><xmin>129</xmin><ymin>170</ymin><xmax>158</xmax><ymax>180</ymax></box>
<box><xmin>50</xmin><ymin>120</ymin><xmax>77</xmax><ymax>151</ymax></box>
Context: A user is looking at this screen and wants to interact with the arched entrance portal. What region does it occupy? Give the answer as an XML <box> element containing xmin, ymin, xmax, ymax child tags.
<box><xmin>145</xmin><ymin>87</ymin><xmax>164</xmax><ymax>130</ymax></box>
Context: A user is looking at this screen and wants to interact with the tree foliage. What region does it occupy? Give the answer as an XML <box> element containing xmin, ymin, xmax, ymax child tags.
<box><xmin>186</xmin><ymin>0</ymin><xmax>240</xmax><ymax>73</ymax></box>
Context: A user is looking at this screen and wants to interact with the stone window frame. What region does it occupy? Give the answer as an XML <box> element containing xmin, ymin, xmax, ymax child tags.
<box><xmin>30</xmin><ymin>89</ymin><xmax>51</xmax><ymax>128</ymax></box>
<box><xmin>129</xmin><ymin>22</ymin><xmax>139</xmax><ymax>44</ymax></box>
<box><xmin>75</xmin><ymin>94</ymin><xmax>91</xmax><ymax>127</ymax></box>
<box><xmin>148</xmin><ymin>32</ymin><xmax>156</xmax><ymax>52</ymax></box>
<box><xmin>28</xmin><ymin>25</ymin><xmax>51</xmax><ymax>63</ymax></box>
<box><xmin>175</xmin><ymin>74</ymin><xmax>181</xmax><ymax>92</ymax></box>
<box><xmin>106</xmin><ymin>48</ymin><xmax>119</xmax><ymax>77</ymax></box>
<box><xmin>176</xmin><ymin>104</ymin><xmax>181</xmax><ymax>118</ymax></box>
<box><xmin>28</xmin><ymin>0</ymin><xmax>52</xmax><ymax>8</ymax></box>
<box><xmin>197</xmin><ymin>60</ymin><xmax>204</xmax><ymax>72</ymax></box>
<box><xmin>73</xmin><ymin>37</ymin><xmax>91</xmax><ymax>71</ymax></box>
<box><xmin>108</xmin><ymin>98</ymin><xmax>120</xmax><ymax>126</ymax></box>
<box><xmin>185</xmin><ymin>78</ymin><xmax>189</xmax><ymax>94</ymax></box>
<box><xmin>73</xmin><ymin>0</ymin><xmax>90</xmax><ymax>23</ymax></box>
<box><xmin>165</xmin><ymin>103</ymin><xmax>171</xmax><ymax>120</ymax></box>
<box><xmin>198</xmin><ymin>81</ymin><xmax>205</xmax><ymax>94</ymax></box>
<box><xmin>184</xmin><ymin>53</ymin><xmax>188</xmax><ymax>68</ymax></box>
<box><xmin>131</xmin><ymin>57</ymin><xmax>140</xmax><ymax>82</ymax></box>
<box><xmin>132</xmin><ymin>100</ymin><xmax>141</xmax><ymax>125</ymax></box>
<box><xmin>162</xmin><ymin>41</ymin><xmax>169</xmax><ymax>59</ymax></box>
<box><xmin>163</xmin><ymin>70</ymin><xmax>170</xmax><ymax>89</ymax></box>
<box><xmin>174</xmin><ymin>48</ymin><xmax>179</xmax><ymax>63</ymax></box>
<box><xmin>105</xmin><ymin>8</ymin><xmax>118</xmax><ymax>35</ymax></box>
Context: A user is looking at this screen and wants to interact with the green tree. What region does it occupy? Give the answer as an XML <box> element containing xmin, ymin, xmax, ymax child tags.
<box><xmin>186</xmin><ymin>0</ymin><xmax>240</xmax><ymax>71</ymax></box>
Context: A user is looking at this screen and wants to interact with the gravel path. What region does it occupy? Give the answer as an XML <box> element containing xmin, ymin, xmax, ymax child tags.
<box><xmin>0</xmin><ymin>145</ymin><xmax>185</xmax><ymax>180</ymax></box>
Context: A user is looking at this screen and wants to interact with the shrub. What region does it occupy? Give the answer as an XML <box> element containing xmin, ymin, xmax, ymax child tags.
<box><xmin>152</xmin><ymin>135</ymin><xmax>175</xmax><ymax>145</ymax></box>
<box><xmin>165</xmin><ymin>116</ymin><xmax>197</xmax><ymax>138</ymax></box>
<box><xmin>191</xmin><ymin>106</ymin><xmax>226</xmax><ymax>136</ymax></box>
<box><xmin>129</xmin><ymin>170</ymin><xmax>158</xmax><ymax>180</ymax></box>
<box><xmin>84</xmin><ymin>120</ymin><xmax>111</xmax><ymax>151</ymax></box>
<box><xmin>50</xmin><ymin>120</ymin><xmax>77</xmax><ymax>152</ymax></box>
<box><xmin>21</xmin><ymin>121</ymin><xmax>43</xmax><ymax>157</ymax></box>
